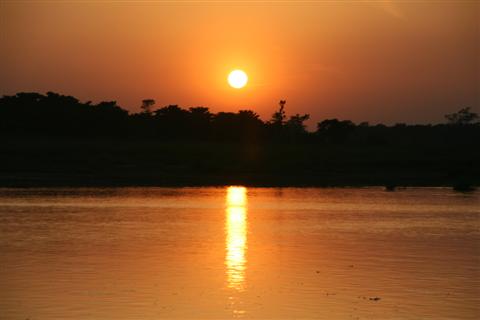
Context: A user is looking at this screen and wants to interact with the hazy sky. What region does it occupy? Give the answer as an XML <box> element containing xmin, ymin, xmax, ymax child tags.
<box><xmin>1</xmin><ymin>1</ymin><xmax>479</xmax><ymax>125</ymax></box>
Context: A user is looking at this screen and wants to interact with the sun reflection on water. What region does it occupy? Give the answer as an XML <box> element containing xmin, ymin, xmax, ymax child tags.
<box><xmin>225</xmin><ymin>186</ymin><xmax>248</xmax><ymax>292</ymax></box>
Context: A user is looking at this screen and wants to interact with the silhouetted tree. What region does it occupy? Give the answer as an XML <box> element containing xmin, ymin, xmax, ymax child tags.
<box><xmin>153</xmin><ymin>105</ymin><xmax>190</xmax><ymax>139</ymax></box>
<box><xmin>2</xmin><ymin>91</ymin><xmax>480</xmax><ymax>189</ymax></box>
<box><xmin>237</xmin><ymin>110</ymin><xmax>266</xmax><ymax>142</ymax></box>
<box><xmin>1</xmin><ymin>91</ymin><xmax>480</xmax><ymax>151</ymax></box>
<box><xmin>286</xmin><ymin>114</ymin><xmax>310</xmax><ymax>132</ymax></box>
<box><xmin>445</xmin><ymin>107</ymin><xmax>478</xmax><ymax>125</ymax></box>
<box><xmin>267</xmin><ymin>100</ymin><xmax>289</xmax><ymax>140</ymax></box>
<box><xmin>285</xmin><ymin>113</ymin><xmax>310</xmax><ymax>141</ymax></box>
<box><xmin>270</xmin><ymin>100</ymin><xmax>287</xmax><ymax>127</ymax></box>
<box><xmin>359</xmin><ymin>122</ymin><xmax>369</xmax><ymax>127</ymax></box>
<box><xmin>141</xmin><ymin>99</ymin><xmax>156</xmax><ymax>114</ymax></box>
<box><xmin>188</xmin><ymin>107</ymin><xmax>212</xmax><ymax>139</ymax></box>
<box><xmin>316</xmin><ymin>119</ymin><xmax>355</xmax><ymax>143</ymax></box>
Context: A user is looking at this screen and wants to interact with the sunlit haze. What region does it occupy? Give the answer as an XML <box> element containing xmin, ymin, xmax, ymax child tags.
<box><xmin>0</xmin><ymin>1</ymin><xmax>478</xmax><ymax>125</ymax></box>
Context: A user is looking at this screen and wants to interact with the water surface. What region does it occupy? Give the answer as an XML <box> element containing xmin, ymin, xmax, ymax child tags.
<box><xmin>0</xmin><ymin>187</ymin><xmax>478</xmax><ymax>319</ymax></box>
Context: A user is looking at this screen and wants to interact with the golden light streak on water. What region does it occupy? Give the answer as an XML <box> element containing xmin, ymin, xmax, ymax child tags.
<box><xmin>225</xmin><ymin>186</ymin><xmax>248</xmax><ymax>292</ymax></box>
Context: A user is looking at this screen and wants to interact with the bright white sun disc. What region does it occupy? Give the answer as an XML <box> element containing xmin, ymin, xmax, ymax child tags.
<box><xmin>228</xmin><ymin>70</ymin><xmax>248</xmax><ymax>89</ymax></box>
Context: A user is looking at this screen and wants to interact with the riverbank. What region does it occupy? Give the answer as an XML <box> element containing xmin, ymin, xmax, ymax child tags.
<box><xmin>1</xmin><ymin>138</ymin><xmax>478</xmax><ymax>188</ymax></box>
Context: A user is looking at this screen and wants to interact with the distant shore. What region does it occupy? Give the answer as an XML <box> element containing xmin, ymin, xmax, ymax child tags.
<box><xmin>0</xmin><ymin>175</ymin><xmax>477</xmax><ymax>190</ymax></box>
<box><xmin>1</xmin><ymin>137</ymin><xmax>478</xmax><ymax>189</ymax></box>
<box><xmin>1</xmin><ymin>92</ymin><xmax>479</xmax><ymax>189</ymax></box>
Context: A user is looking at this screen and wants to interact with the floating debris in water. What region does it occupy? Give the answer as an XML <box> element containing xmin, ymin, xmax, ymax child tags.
<box><xmin>369</xmin><ymin>297</ymin><xmax>381</xmax><ymax>301</ymax></box>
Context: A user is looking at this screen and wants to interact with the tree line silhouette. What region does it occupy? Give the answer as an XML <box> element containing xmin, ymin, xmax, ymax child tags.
<box><xmin>1</xmin><ymin>92</ymin><xmax>478</xmax><ymax>146</ymax></box>
<box><xmin>1</xmin><ymin>91</ymin><xmax>478</xmax><ymax>188</ymax></box>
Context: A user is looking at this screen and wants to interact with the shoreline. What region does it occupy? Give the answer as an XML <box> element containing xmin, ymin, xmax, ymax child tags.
<box><xmin>0</xmin><ymin>175</ymin><xmax>477</xmax><ymax>190</ymax></box>
<box><xmin>2</xmin><ymin>138</ymin><xmax>478</xmax><ymax>190</ymax></box>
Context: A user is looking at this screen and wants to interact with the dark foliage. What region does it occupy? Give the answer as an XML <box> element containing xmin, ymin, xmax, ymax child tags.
<box><xmin>0</xmin><ymin>93</ymin><xmax>310</xmax><ymax>142</ymax></box>
<box><xmin>0</xmin><ymin>92</ymin><xmax>129</xmax><ymax>137</ymax></box>
<box><xmin>1</xmin><ymin>92</ymin><xmax>478</xmax><ymax>146</ymax></box>
<box><xmin>445</xmin><ymin>107</ymin><xmax>478</xmax><ymax>125</ymax></box>
<box><xmin>0</xmin><ymin>92</ymin><xmax>478</xmax><ymax>187</ymax></box>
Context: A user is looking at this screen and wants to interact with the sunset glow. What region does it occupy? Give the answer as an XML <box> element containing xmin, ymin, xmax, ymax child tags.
<box><xmin>0</xmin><ymin>1</ymin><xmax>479</xmax><ymax>319</ymax></box>
<box><xmin>2</xmin><ymin>2</ymin><xmax>476</xmax><ymax>123</ymax></box>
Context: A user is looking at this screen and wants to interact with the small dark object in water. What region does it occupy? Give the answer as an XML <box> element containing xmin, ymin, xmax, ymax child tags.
<box><xmin>316</xmin><ymin>270</ymin><xmax>320</xmax><ymax>273</ymax></box>
<box><xmin>385</xmin><ymin>185</ymin><xmax>396</xmax><ymax>191</ymax></box>
<box><xmin>453</xmin><ymin>184</ymin><xmax>476</xmax><ymax>192</ymax></box>
<box><xmin>369</xmin><ymin>297</ymin><xmax>381</xmax><ymax>301</ymax></box>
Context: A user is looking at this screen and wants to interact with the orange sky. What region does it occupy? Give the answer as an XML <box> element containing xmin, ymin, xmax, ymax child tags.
<box><xmin>1</xmin><ymin>1</ymin><xmax>478</xmax><ymax>125</ymax></box>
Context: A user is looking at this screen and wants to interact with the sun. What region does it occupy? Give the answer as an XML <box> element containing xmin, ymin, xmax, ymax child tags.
<box><xmin>228</xmin><ymin>70</ymin><xmax>248</xmax><ymax>89</ymax></box>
